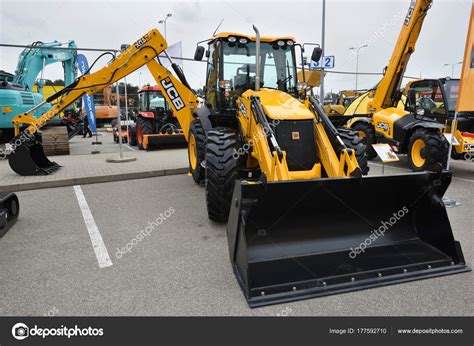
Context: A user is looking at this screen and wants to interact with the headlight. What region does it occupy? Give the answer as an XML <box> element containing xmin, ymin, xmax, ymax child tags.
<box><xmin>219</xmin><ymin>80</ymin><xmax>232</xmax><ymax>89</ymax></box>
<box><xmin>287</xmin><ymin>40</ymin><xmax>294</xmax><ymax>46</ymax></box>
<box><xmin>228</xmin><ymin>36</ymin><xmax>237</xmax><ymax>43</ymax></box>
<box><xmin>296</xmin><ymin>82</ymin><xmax>307</xmax><ymax>91</ymax></box>
<box><xmin>239</xmin><ymin>38</ymin><xmax>248</xmax><ymax>44</ymax></box>
<box><xmin>277</xmin><ymin>40</ymin><xmax>285</xmax><ymax>46</ymax></box>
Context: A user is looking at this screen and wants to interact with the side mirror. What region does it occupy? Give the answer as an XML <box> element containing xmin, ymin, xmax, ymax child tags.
<box><xmin>407</xmin><ymin>89</ymin><xmax>417</xmax><ymax>109</ymax></box>
<box><xmin>194</xmin><ymin>46</ymin><xmax>205</xmax><ymax>61</ymax></box>
<box><xmin>311</xmin><ymin>47</ymin><xmax>322</xmax><ymax>63</ymax></box>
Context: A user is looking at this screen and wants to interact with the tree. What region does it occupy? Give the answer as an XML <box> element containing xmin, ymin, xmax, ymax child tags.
<box><xmin>45</xmin><ymin>79</ymin><xmax>65</xmax><ymax>86</ymax></box>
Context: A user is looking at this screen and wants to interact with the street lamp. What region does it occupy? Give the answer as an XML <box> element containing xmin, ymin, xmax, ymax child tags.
<box><xmin>320</xmin><ymin>0</ymin><xmax>326</xmax><ymax>102</ymax></box>
<box><xmin>349</xmin><ymin>44</ymin><xmax>368</xmax><ymax>90</ymax></box>
<box><xmin>158</xmin><ymin>13</ymin><xmax>172</xmax><ymax>40</ymax></box>
<box><xmin>444</xmin><ymin>61</ymin><xmax>463</xmax><ymax>78</ymax></box>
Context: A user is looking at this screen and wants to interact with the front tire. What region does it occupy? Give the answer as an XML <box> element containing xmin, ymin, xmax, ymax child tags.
<box><xmin>338</xmin><ymin>127</ymin><xmax>370</xmax><ymax>175</ymax></box>
<box><xmin>351</xmin><ymin>122</ymin><xmax>377</xmax><ymax>159</ymax></box>
<box><xmin>188</xmin><ymin>120</ymin><xmax>206</xmax><ymax>184</ymax></box>
<box><xmin>128</xmin><ymin>125</ymin><xmax>137</xmax><ymax>146</ymax></box>
<box><xmin>205</xmin><ymin>128</ymin><xmax>239</xmax><ymax>223</ymax></box>
<box><xmin>408</xmin><ymin>129</ymin><xmax>448</xmax><ymax>172</ymax></box>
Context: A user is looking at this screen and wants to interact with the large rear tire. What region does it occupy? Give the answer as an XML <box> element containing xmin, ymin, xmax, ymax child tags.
<box><xmin>205</xmin><ymin>128</ymin><xmax>239</xmax><ymax>223</ymax></box>
<box><xmin>338</xmin><ymin>127</ymin><xmax>370</xmax><ymax>175</ymax></box>
<box><xmin>128</xmin><ymin>125</ymin><xmax>137</xmax><ymax>146</ymax></box>
<box><xmin>136</xmin><ymin>117</ymin><xmax>154</xmax><ymax>150</ymax></box>
<box><xmin>188</xmin><ymin>120</ymin><xmax>206</xmax><ymax>184</ymax></box>
<box><xmin>351</xmin><ymin>122</ymin><xmax>377</xmax><ymax>159</ymax></box>
<box><xmin>408</xmin><ymin>129</ymin><xmax>448</xmax><ymax>172</ymax></box>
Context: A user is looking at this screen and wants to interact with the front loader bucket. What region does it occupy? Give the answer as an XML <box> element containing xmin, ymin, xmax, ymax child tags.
<box><xmin>0</xmin><ymin>192</ymin><xmax>19</xmax><ymax>237</ymax></box>
<box><xmin>8</xmin><ymin>134</ymin><xmax>60</xmax><ymax>176</ymax></box>
<box><xmin>227</xmin><ymin>171</ymin><xmax>470</xmax><ymax>307</ymax></box>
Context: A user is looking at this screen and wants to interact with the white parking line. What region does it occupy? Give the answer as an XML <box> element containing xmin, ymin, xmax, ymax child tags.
<box><xmin>73</xmin><ymin>185</ymin><xmax>113</xmax><ymax>268</ymax></box>
<box><xmin>124</xmin><ymin>144</ymin><xmax>136</xmax><ymax>151</ymax></box>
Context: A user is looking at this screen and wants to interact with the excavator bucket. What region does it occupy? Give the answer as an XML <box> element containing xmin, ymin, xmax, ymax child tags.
<box><xmin>0</xmin><ymin>192</ymin><xmax>19</xmax><ymax>237</ymax></box>
<box><xmin>8</xmin><ymin>134</ymin><xmax>60</xmax><ymax>176</ymax></box>
<box><xmin>227</xmin><ymin>171</ymin><xmax>470</xmax><ymax>307</ymax></box>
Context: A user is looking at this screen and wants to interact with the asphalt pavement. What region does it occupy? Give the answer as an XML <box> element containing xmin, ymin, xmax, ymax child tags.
<box><xmin>0</xmin><ymin>158</ymin><xmax>472</xmax><ymax>316</ymax></box>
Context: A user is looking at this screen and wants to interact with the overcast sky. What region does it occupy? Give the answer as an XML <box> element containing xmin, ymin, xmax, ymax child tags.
<box><xmin>0</xmin><ymin>0</ymin><xmax>471</xmax><ymax>94</ymax></box>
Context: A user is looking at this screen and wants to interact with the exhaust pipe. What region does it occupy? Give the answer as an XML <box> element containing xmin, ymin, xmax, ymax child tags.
<box><xmin>253</xmin><ymin>25</ymin><xmax>261</xmax><ymax>91</ymax></box>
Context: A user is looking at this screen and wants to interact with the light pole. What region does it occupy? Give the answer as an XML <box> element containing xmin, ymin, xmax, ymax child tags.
<box><xmin>349</xmin><ymin>44</ymin><xmax>368</xmax><ymax>90</ymax></box>
<box><xmin>158</xmin><ymin>13</ymin><xmax>172</xmax><ymax>40</ymax></box>
<box><xmin>121</xmin><ymin>44</ymin><xmax>130</xmax><ymax>146</ymax></box>
<box><xmin>444</xmin><ymin>61</ymin><xmax>463</xmax><ymax>78</ymax></box>
<box><xmin>138</xmin><ymin>71</ymin><xmax>142</xmax><ymax>87</ymax></box>
<box><xmin>320</xmin><ymin>0</ymin><xmax>326</xmax><ymax>101</ymax></box>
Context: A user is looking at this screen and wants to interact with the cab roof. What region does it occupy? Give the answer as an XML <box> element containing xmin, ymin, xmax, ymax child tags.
<box><xmin>138</xmin><ymin>85</ymin><xmax>163</xmax><ymax>93</ymax></box>
<box><xmin>211</xmin><ymin>32</ymin><xmax>296</xmax><ymax>44</ymax></box>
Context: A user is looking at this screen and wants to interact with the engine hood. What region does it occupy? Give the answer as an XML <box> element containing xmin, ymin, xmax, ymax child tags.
<box><xmin>242</xmin><ymin>89</ymin><xmax>314</xmax><ymax>120</ymax></box>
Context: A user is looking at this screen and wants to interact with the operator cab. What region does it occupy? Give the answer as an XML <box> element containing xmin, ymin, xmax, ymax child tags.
<box><xmin>405</xmin><ymin>78</ymin><xmax>473</xmax><ymax>133</ymax></box>
<box><xmin>138</xmin><ymin>85</ymin><xmax>173</xmax><ymax>119</ymax></box>
<box><xmin>194</xmin><ymin>32</ymin><xmax>316</xmax><ymax>115</ymax></box>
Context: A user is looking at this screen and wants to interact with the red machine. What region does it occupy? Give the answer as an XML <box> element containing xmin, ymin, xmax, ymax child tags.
<box><xmin>134</xmin><ymin>85</ymin><xmax>185</xmax><ymax>150</ymax></box>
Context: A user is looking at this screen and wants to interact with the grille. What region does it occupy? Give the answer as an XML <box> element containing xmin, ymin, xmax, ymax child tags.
<box><xmin>274</xmin><ymin>120</ymin><xmax>318</xmax><ymax>171</ymax></box>
<box><xmin>20</xmin><ymin>92</ymin><xmax>34</xmax><ymax>105</ymax></box>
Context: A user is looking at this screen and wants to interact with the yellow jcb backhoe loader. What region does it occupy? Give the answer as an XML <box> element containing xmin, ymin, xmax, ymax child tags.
<box><xmin>6</xmin><ymin>25</ymin><xmax>469</xmax><ymax>307</ymax></box>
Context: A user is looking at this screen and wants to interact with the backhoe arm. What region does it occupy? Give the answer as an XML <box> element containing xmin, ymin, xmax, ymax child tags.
<box><xmin>12</xmin><ymin>28</ymin><xmax>198</xmax><ymax>140</ymax></box>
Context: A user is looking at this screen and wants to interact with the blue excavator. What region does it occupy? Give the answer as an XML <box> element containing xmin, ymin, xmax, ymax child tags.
<box><xmin>0</xmin><ymin>40</ymin><xmax>78</xmax><ymax>144</ymax></box>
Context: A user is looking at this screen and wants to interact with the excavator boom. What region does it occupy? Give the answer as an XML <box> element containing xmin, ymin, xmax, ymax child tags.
<box><xmin>372</xmin><ymin>0</ymin><xmax>432</xmax><ymax>110</ymax></box>
<box><xmin>346</xmin><ymin>0</ymin><xmax>432</xmax><ymax>116</ymax></box>
<box><xmin>8</xmin><ymin>28</ymin><xmax>198</xmax><ymax>175</ymax></box>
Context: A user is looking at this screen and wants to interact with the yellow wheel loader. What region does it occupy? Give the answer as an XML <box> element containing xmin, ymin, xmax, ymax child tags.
<box><xmin>6</xmin><ymin>26</ymin><xmax>469</xmax><ymax>307</ymax></box>
<box><xmin>324</xmin><ymin>90</ymin><xmax>363</xmax><ymax>117</ymax></box>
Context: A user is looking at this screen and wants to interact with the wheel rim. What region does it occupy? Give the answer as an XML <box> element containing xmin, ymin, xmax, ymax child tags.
<box><xmin>411</xmin><ymin>139</ymin><xmax>426</xmax><ymax>167</ymax></box>
<box><xmin>189</xmin><ymin>134</ymin><xmax>197</xmax><ymax>169</ymax></box>
<box><xmin>357</xmin><ymin>130</ymin><xmax>366</xmax><ymax>139</ymax></box>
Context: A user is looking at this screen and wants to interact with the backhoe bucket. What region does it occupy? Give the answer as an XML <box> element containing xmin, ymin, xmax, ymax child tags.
<box><xmin>8</xmin><ymin>134</ymin><xmax>61</xmax><ymax>176</ymax></box>
<box><xmin>227</xmin><ymin>171</ymin><xmax>470</xmax><ymax>307</ymax></box>
<box><xmin>0</xmin><ymin>192</ymin><xmax>19</xmax><ymax>237</ymax></box>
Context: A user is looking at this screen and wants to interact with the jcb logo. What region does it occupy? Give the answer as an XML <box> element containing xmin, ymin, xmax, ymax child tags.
<box><xmin>134</xmin><ymin>35</ymin><xmax>149</xmax><ymax>49</ymax></box>
<box><xmin>464</xmin><ymin>143</ymin><xmax>474</xmax><ymax>151</ymax></box>
<box><xmin>404</xmin><ymin>0</ymin><xmax>416</xmax><ymax>26</ymax></box>
<box><xmin>376</xmin><ymin>122</ymin><xmax>389</xmax><ymax>132</ymax></box>
<box><xmin>161</xmin><ymin>78</ymin><xmax>185</xmax><ymax>111</ymax></box>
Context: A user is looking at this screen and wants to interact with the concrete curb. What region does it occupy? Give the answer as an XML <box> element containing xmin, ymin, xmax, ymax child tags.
<box><xmin>0</xmin><ymin>167</ymin><xmax>188</xmax><ymax>193</ymax></box>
